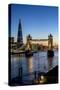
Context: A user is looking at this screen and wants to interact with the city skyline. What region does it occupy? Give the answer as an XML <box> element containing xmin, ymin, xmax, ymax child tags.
<box><xmin>11</xmin><ymin>4</ymin><xmax>58</xmax><ymax>44</ymax></box>
<box><xmin>9</xmin><ymin>4</ymin><xmax>58</xmax><ymax>86</ymax></box>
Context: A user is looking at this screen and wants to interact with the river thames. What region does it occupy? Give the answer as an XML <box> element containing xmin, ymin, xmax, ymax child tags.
<box><xmin>11</xmin><ymin>50</ymin><xmax>58</xmax><ymax>84</ymax></box>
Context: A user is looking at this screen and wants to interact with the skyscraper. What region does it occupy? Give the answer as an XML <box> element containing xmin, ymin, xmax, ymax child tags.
<box><xmin>17</xmin><ymin>19</ymin><xmax>23</xmax><ymax>48</ymax></box>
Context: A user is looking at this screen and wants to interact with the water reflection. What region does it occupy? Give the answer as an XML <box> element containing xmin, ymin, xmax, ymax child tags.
<box><xmin>26</xmin><ymin>56</ymin><xmax>34</xmax><ymax>80</ymax></box>
<box><xmin>48</xmin><ymin>57</ymin><xmax>53</xmax><ymax>70</ymax></box>
<box><xmin>11</xmin><ymin>50</ymin><xmax>58</xmax><ymax>82</ymax></box>
<box><xmin>26</xmin><ymin>56</ymin><xmax>33</xmax><ymax>73</ymax></box>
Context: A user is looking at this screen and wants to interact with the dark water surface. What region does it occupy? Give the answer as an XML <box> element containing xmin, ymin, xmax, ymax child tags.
<box><xmin>11</xmin><ymin>50</ymin><xmax>58</xmax><ymax>83</ymax></box>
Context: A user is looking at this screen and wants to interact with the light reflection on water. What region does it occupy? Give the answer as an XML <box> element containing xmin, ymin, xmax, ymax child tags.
<box><xmin>11</xmin><ymin>50</ymin><xmax>58</xmax><ymax>81</ymax></box>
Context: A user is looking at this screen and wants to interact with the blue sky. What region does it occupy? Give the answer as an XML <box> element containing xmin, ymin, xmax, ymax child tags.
<box><xmin>10</xmin><ymin>4</ymin><xmax>58</xmax><ymax>43</ymax></box>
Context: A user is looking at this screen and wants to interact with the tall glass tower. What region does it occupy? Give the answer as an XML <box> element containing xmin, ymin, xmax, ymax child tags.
<box><xmin>17</xmin><ymin>19</ymin><xmax>23</xmax><ymax>48</ymax></box>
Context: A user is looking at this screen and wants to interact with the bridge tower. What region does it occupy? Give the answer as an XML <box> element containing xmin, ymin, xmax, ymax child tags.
<box><xmin>25</xmin><ymin>34</ymin><xmax>33</xmax><ymax>57</ymax></box>
<box><xmin>47</xmin><ymin>34</ymin><xmax>54</xmax><ymax>57</ymax></box>
<box><xmin>26</xmin><ymin>34</ymin><xmax>32</xmax><ymax>50</ymax></box>
<box><xmin>48</xmin><ymin>34</ymin><xmax>53</xmax><ymax>50</ymax></box>
<box><xmin>17</xmin><ymin>19</ymin><xmax>23</xmax><ymax>48</ymax></box>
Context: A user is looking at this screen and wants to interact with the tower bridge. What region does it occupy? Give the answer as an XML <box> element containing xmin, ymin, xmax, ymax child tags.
<box><xmin>25</xmin><ymin>34</ymin><xmax>54</xmax><ymax>57</ymax></box>
<box><xmin>26</xmin><ymin>34</ymin><xmax>53</xmax><ymax>51</ymax></box>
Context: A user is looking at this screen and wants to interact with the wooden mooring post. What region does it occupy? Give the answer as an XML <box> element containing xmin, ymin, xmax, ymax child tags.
<box><xmin>18</xmin><ymin>67</ymin><xmax>23</xmax><ymax>80</ymax></box>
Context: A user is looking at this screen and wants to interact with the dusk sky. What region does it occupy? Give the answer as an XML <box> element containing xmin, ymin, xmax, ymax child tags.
<box><xmin>10</xmin><ymin>4</ymin><xmax>58</xmax><ymax>44</ymax></box>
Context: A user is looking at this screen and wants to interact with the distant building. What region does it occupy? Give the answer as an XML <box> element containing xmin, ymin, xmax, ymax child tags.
<box><xmin>17</xmin><ymin>19</ymin><xmax>23</xmax><ymax>47</ymax></box>
<box><xmin>9</xmin><ymin>37</ymin><xmax>17</xmax><ymax>49</ymax></box>
<box><xmin>9</xmin><ymin>37</ymin><xmax>14</xmax><ymax>44</ymax></box>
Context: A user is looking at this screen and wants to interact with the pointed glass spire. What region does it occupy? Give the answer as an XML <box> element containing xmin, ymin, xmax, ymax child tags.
<box><xmin>17</xmin><ymin>19</ymin><xmax>23</xmax><ymax>47</ymax></box>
